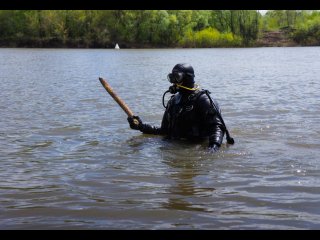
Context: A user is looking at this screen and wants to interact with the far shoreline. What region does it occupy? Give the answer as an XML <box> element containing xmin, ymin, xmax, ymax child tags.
<box><xmin>0</xmin><ymin>45</ymin><xmax>313</xmax><ymax>49</ymax></box>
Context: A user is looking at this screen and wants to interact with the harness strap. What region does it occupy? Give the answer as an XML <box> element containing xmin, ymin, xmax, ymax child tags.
<box><xmin>203</xmin><ymin>90</ymin><xmax>235</xmax><ymax>145</ymax></box>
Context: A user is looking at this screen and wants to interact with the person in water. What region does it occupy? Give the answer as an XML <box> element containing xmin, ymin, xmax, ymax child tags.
<box><xmin>127</xmin><ymin>63</ymin><xmax>234</xmax><ymax>152</ymax></box>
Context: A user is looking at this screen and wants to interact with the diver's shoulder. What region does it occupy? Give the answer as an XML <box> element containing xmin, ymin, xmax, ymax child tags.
<box><xmin>196</xmin><ymin>89</ymin><xmax>211</xmax><ymax>102</ymax></box>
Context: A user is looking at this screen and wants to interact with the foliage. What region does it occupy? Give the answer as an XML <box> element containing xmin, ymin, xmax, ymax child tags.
<box><xmin>289</xmin><ymin>11</ymin><xmax>320</xmax><ymax>45</ymax></box>
<box><xmin>180</xmin><ymin>27</ymin><xmax>242</xmax><ymax>48</ymax></box>
<box><xmin>0</xmin><ymin>10</ymin><xmax>319</xmax><ymax>48</ymax></box>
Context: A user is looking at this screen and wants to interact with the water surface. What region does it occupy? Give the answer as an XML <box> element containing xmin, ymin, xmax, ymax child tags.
<box><xmin>0</xmin><ymin>47</ymin><xmax>320</xmax><ymax>229</ymax></box>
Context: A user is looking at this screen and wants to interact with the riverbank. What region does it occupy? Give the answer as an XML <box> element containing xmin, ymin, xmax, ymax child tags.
<box><xmin>0</xmin><ymin>30</ymin><xmax>307</xmax><ymax>48</ymax></box>
<box><xmin>254</xmin><ymin>29</ymin><xmax>299</xmax><ymax>47</ymax></box>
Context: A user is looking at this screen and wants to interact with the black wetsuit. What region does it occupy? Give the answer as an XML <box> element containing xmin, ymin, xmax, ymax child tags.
<box><xmin>138</xmin><ymin>89</ymin><xmax>225</xmax><ymax>148</ymax></box>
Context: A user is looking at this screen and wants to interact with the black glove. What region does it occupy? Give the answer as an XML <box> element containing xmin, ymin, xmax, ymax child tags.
<box><xmin>127</xmin><ymin>115</ymin><xmax>143</xmax><ymax>131</ymax></box>
<box><xmin>208</xmin><ymin>143</ymin><xmax>220</xmax><ymax>152</ymax></box>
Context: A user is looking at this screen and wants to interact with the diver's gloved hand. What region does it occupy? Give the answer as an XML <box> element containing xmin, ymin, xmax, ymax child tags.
<box><xmin>208</xmin><ymin>143</ymin><xmax>220</xmax><ymax>152</ymax></box>
<box><xmin>127</xmin><ymin>115</ymin><xmax>143</xmax><ymax>130</ymax></box>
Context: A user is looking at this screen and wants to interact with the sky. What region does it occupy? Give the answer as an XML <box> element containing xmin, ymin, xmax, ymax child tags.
<box><xmin>258</xmin><ymin>10</ymin><xmax>268</xmax><ymax>15</ymax></box>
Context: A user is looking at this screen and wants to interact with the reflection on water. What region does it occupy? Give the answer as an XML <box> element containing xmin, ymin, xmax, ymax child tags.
<box><xmin>1</xmin><ymin>48</ymin><xmax>320</xmax><ymax>229</ymax></box>
<box><xmin>163</xmin><ymin>156</ymin><xmax>216</xmax><ymax>212</ymax></box>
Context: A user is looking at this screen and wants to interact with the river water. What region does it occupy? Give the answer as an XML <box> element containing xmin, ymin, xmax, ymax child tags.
<box><xmin>0</xmin><ymin>47</ymin><xmax>319</xmax><ymax>229</ymax></box>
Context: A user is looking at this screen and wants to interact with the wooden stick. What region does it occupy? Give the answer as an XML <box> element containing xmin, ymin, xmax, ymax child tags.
<box><xmin>99</xmin><ymin>77</ymin><xmax>134</xmax><ymax>117</ymax></box>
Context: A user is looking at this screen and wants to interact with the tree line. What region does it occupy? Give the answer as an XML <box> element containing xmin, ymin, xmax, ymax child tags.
<box><xmin>0</xmin><ymin>10</ymin><xmax>319</xmax><ymax>48</ymax></box>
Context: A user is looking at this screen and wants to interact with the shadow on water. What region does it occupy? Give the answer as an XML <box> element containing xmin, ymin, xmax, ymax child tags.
<box><xmin>126</xmin><ymin>134</ymin><xmax>219</xmax><ymax>212</ymax></box>
<box><xmin>160</xmin><ymin>141</ymin><xmax>217</xmax><ymax>213</ymax></box>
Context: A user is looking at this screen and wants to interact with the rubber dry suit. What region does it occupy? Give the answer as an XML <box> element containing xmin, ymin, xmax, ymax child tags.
<box><xmin>130</xmin><ymin>89</ymin><xmax>225</xmax><ymax>148</ymax></box>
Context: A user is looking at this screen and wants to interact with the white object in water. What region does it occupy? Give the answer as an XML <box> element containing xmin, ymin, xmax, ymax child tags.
<box><xmin>115</xmin><ymin>43</ymin><xmax>120</xmax><ymax>49</ymax></box>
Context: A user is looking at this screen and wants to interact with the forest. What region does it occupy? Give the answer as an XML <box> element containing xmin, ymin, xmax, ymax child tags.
<box><xmin>0</xmin><ymin>10</ymin><xmax>320</xmax><ymax>48</ymax></box>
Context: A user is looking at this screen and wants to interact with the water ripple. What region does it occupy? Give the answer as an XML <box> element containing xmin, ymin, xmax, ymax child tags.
<box><xmin>1</xmin><ymin>48</ymin><xmax>320</xmax><ymax>229</ymax></box>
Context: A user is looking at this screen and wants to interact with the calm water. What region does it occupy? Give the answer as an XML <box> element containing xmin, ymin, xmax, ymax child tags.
<box><xmin>0</xmin><ymin>47</ymin><xmax>320</xmax><ymax>229</ymax></box>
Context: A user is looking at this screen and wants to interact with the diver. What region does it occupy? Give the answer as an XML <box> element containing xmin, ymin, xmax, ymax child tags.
<box><xmin>127</xmin><ymin>63</ymin><xmax>234</xmax><ymax>152</ymax></box>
